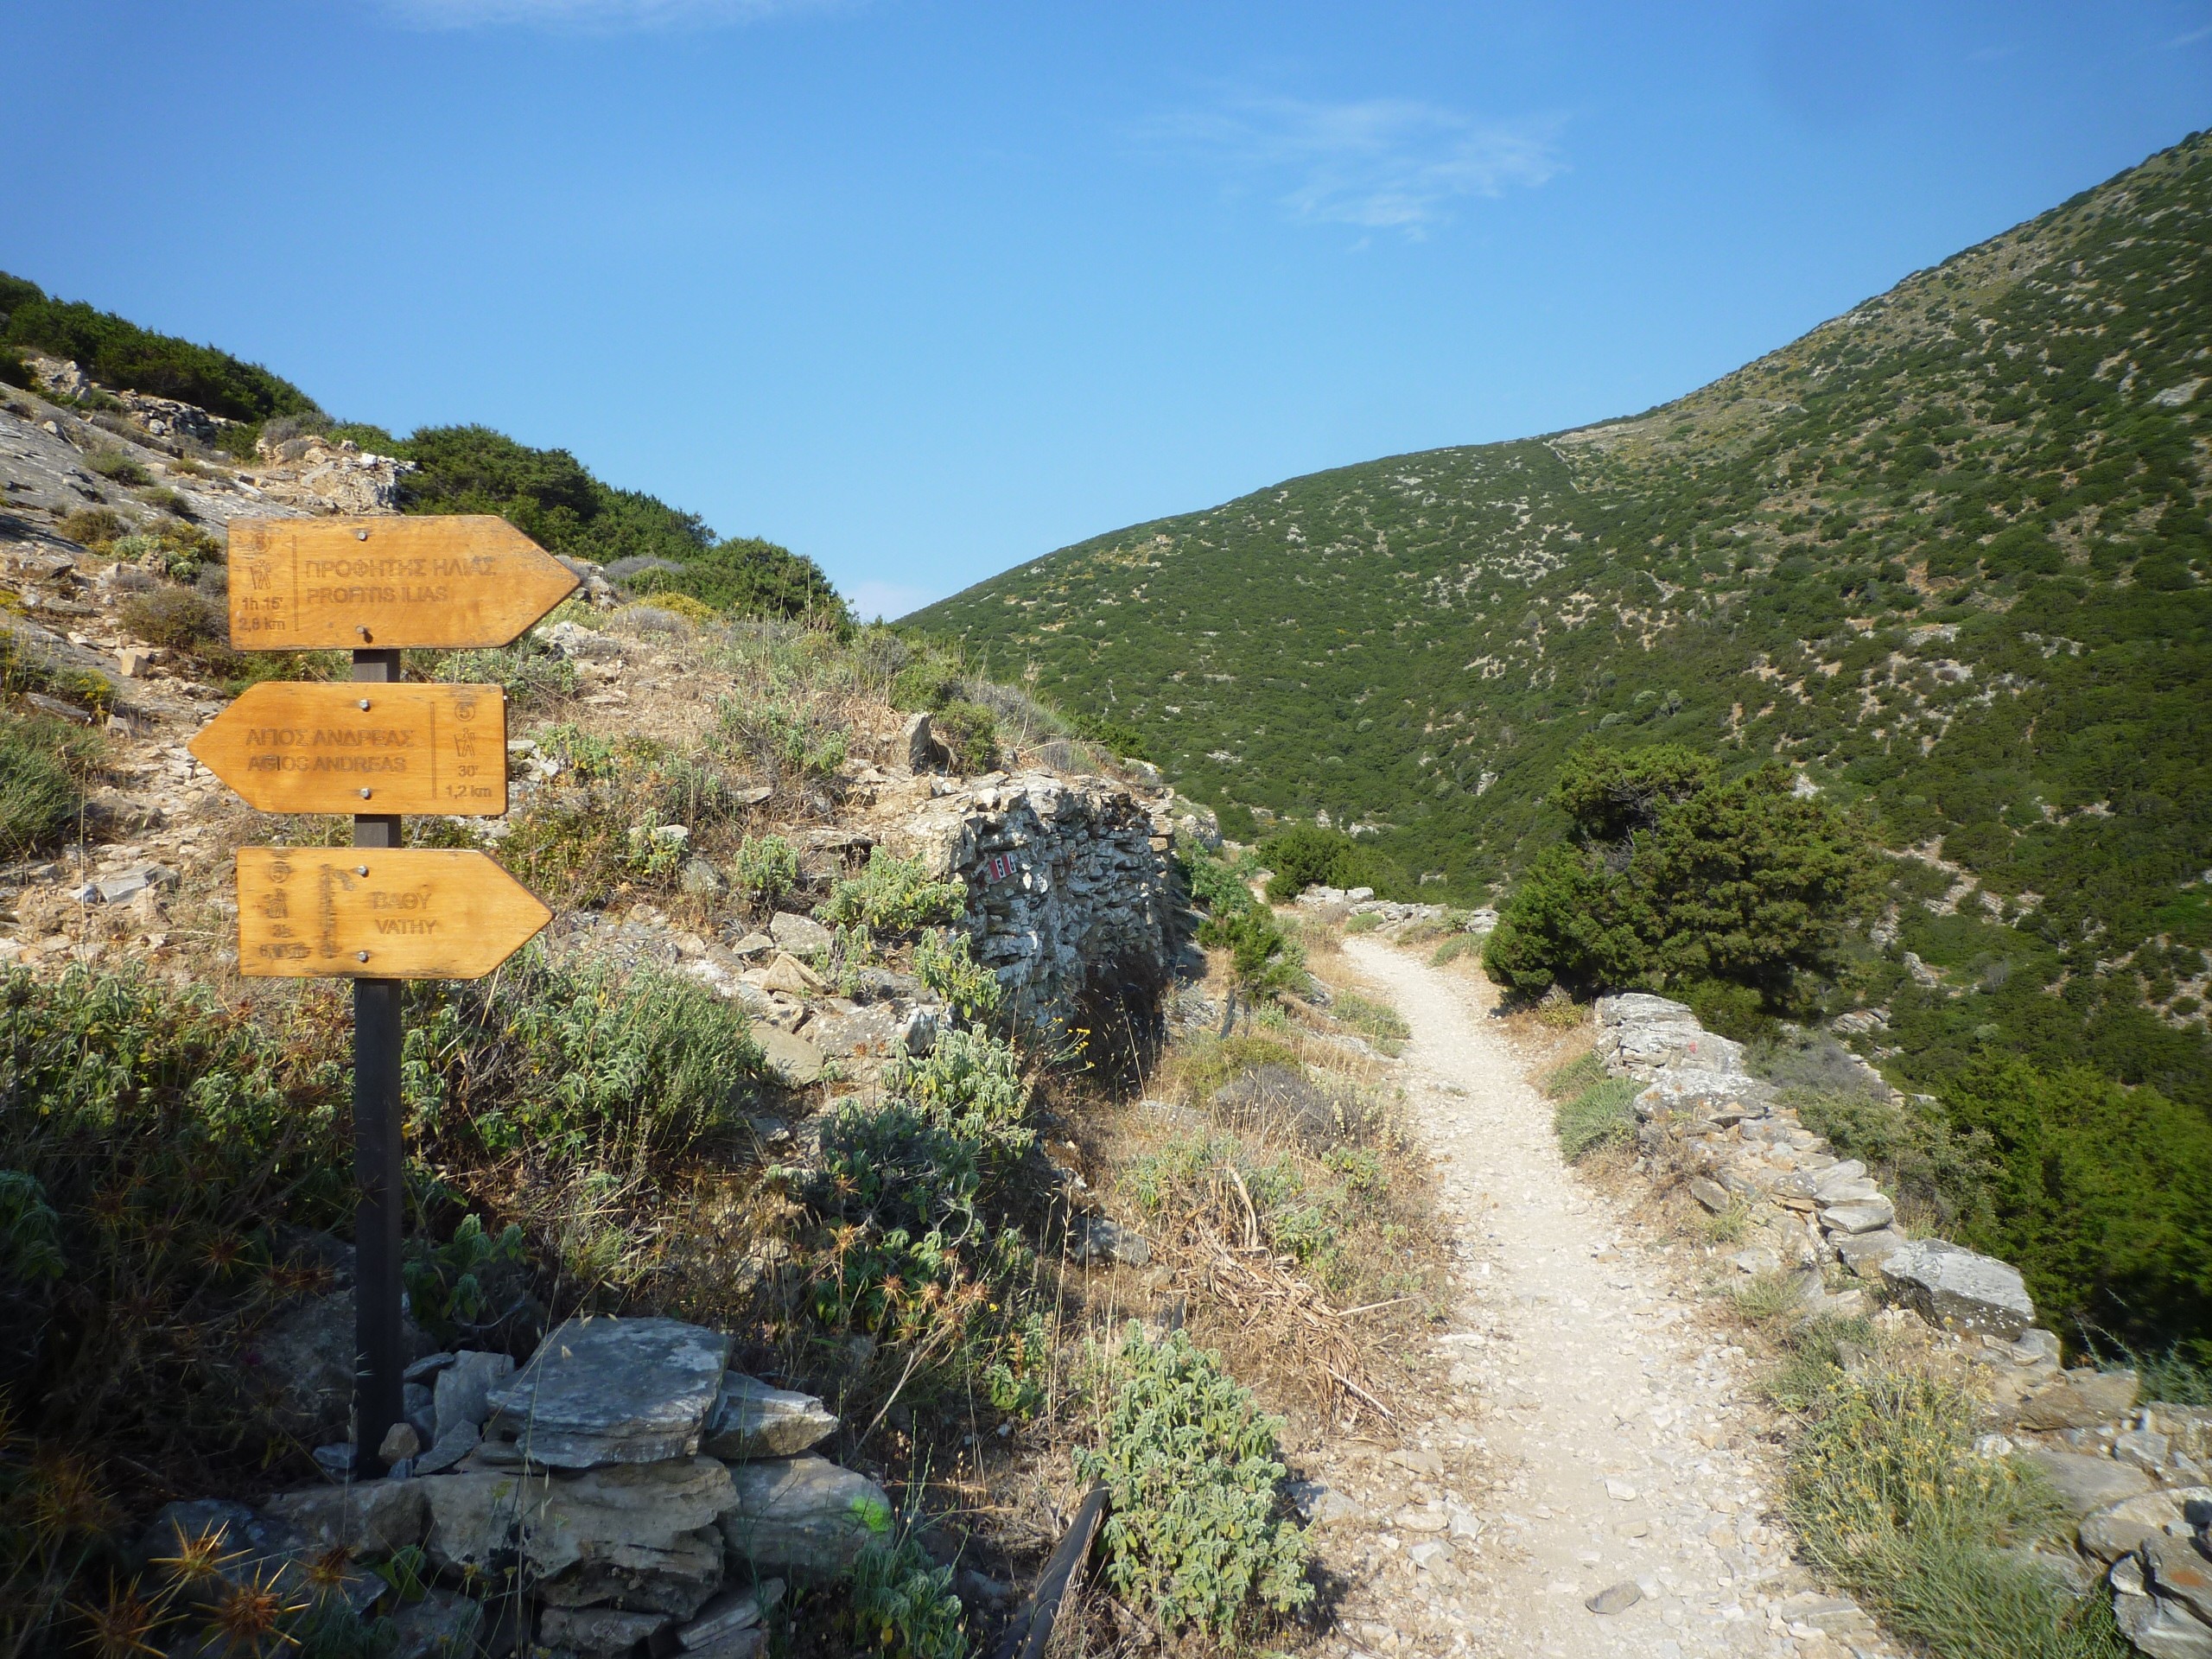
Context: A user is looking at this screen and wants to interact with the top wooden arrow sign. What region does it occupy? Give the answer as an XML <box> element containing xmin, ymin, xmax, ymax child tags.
<box><xmin>227</xmin><ymin>516</ymin><xmax>579</xmax><ymax>651</ymax></box>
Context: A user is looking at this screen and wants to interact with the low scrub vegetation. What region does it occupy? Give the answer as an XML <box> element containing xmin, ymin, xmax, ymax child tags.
<box><xmin>1773</xmin><ymin>1321</ymin><xmax>2126</xmax><ymax>1659</ymax></box>
<box><xmin>1077</xmin><ymin>1325</ymin><xmax>1313</xmax><ymax>1642</ymax></box>
<box><xmin>1484</xmin><ymin>742</ymin><xmax>1872</xmax><ymax>1009</ymax></box>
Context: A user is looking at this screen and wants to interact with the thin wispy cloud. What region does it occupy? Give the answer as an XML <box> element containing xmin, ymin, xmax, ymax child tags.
<box><xmin>378</xmin><ymin>0</ymin><xmax>830</xmax><ymax>30</ymax></box>
<box><xmin>2166</xmin><ymin>22</ymin><xmax>2212</xmax><ymax>48</ymax></box>
<box><xmin>1145</xmin><ymin>95</ymin><xmax>1563</xmax><ymax>237</ymax></box>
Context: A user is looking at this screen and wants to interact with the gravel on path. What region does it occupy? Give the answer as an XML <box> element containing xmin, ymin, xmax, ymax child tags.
<box><xmin>1316</xmin><ymin>938</ymin><xmax>1877</xmax><ymax>1658</ymax></box>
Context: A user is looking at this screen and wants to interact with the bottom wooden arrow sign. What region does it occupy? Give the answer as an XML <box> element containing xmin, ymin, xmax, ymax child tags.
<box><xmin>236</xmin><ymin>848</ymin><xmax>552</xmax><ymax>979</ymax></box>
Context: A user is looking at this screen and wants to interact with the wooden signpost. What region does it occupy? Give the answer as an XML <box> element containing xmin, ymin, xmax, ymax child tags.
<box><xmin>235</xmin><ymin>849</ymin><xmax>553</xmax><ymax>979</ymax></box>
<box><xmin>201</xmin><ymin>514</ymin><xmax>575</xmax><ymax>1473</ymax></box>
<box><xmin>228</xmin><ymin>516</ymin><xmax>581</xmax><ymax>649</ymax></box>
<box><xmin>189</xmin><ymin>682</ymin><xmax>509</xmax><ymax>816</ymax></box>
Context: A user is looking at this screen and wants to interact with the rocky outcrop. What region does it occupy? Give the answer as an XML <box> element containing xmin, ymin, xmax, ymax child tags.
<box><xmin>888</xmin><ymin>770</ymin><xmax>1181</xmax><ymax>1033</ymax></box>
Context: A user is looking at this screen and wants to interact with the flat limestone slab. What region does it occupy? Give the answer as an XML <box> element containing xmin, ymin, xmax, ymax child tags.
<box><xmin>486</xmin><ymin>1317</ymin><xmax>730</xmax><ymax>1468</ymax></box>
<box><xmin>702</xmin><ymin>1375</ymin><xmax>838</xmax><ymax>1460</ymax></box>
<box><xmin>1879</xmin><ymin>1237</ymin><xmax>2035</xmax><ymax>1337</ymax></box>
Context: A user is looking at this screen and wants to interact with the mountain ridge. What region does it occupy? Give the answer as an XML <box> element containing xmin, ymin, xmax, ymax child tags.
<box><xmin>912</xmin><ymin>129</ymin><xmax>2212</xmax><ymax>1109</ymax></box>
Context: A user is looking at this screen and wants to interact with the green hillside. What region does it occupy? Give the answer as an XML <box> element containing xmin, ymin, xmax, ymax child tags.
<box><xmin>912</xmin><ymin>131</ymin><xmax>2212</xmax><ymax>1112</ymax></box>
<box><xmin>1</xmin><ymin>270</ymin><xmax>841</xmax><ymax>624</ymax></box>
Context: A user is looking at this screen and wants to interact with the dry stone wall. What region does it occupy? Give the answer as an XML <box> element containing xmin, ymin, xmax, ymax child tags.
<box><xmin>887</xmin><ymin>769</ymin><xmax>1185</xmax><ymax>1035</ymax></box>
<box><xmin>1596</xmin><ymin>993</ymin><xmax>2212</xmax><ymax>1656</ymax></box>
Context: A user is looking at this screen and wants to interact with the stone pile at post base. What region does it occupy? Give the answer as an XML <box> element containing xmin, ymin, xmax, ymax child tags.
<box><xmin>147</xmin><ymin>1315</ymin><xmax>884</xmax><ymax>1659</ymax></box>
<box><xmin>1597</xmin><ymin>993</ymin><xmax>2212</xmax><ymax>1656</ymax></box>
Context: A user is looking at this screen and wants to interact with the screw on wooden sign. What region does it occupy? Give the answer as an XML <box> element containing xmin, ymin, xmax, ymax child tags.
<box><xmin>227</xmin><ymin>515</ymin><xmax>578</xmax><ymax>649</ymax></box>
<box><xmin>235</xmin><ymin>848</ymin><xmax>552</xmax><ymax>980</ymax></box>
<box><xmin>188</xmin><ymin>681</ymin><xmax>508</xmax><ymax>816</ymax></box>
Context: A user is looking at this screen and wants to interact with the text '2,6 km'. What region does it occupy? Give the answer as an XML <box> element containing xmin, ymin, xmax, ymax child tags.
<box><xmin>188</xmin><ymin>681</ymin><xmax>507</xmax><ymax>816</ymax></box>
<box><xmin>228</xmin><ymin>514</ymin><xmax>579</xmax><ymax>649</ymax></box>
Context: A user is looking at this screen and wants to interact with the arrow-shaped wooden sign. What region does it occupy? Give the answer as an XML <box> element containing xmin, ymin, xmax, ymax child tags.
<box><xmin>227</xmin><ymin>516</ymin><xmax>579</xmax><ymax>650</ymax></box>
<box><xmin>189</xmin><ymin>682</ymin><xmax>507</xmax><ymax>817</ymax></box>
<box><xmin>236</xmin><ymin>848</ymin><xmax>552</xmax><ymax>980</ymax></box>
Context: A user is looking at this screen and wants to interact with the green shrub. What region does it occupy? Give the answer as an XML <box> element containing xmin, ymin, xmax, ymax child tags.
<box><xmin>1937</xmin><ymin>1058</ymin><xmax>2212</xmax><ymax>1359</ymax></box>
<box><xmin>1176</xmin><ymin>841</ymin><xmax>1261</xmax><ymax>918</ymax></box>
<box><xmin>0</xmin><ymin>270</ymin><xmax>316</xmax><ymax>420</ymax></box>
<box><xmin>87</xmin><ymin>450</ymin><xmax>148</xmax><ymax>486</ymax></box>
<box><xmin>1787</xmin><ymin>1086</ymin><xmax>1997</xmax><ymax>1238</ymax></box>
<box><xmin>0</xmin><ymin>967</ymin><xmax>354</xmax><ymax>1457</ymax></box>
<box><xmin>1260</xmin><ymin>823</ymin><xmax>1358</xmax><ymax>902</ymax></box>
<box><xmin>425</xmin><ymin>638</ymin><xmax>579</xmax><ymax>706</ymax></box>
<box><xmin>1554</xmin><ymin>1077</ymin><xmax>1640</xmax><ymax>1161</ymax></box>
<box><xmin>403</xmin><ymin>952</ymin><xmax>764</xmax><ymax>1165</ymax></box>
<box><xmin>728</xmin><ymin>833</ymin><xmax>800</xmax><ymax>909</ymax></box>
<box><xmin>56</xmin><ymin>506</ymin><xmax>126</xmax><ymax>548</ymax></box>
<box><xmin>811</xmin><ymin>1100</ymin><xmax>982</xmax><ymax>1233</ymax></box>
<box><xmin>1345</xmin><ymin>911</ymin><xmax>1383</xmax><ymax>935</ymax></box>
<box><xmin>847</xmin><ymin>1524</ymin><xmax>968</xmax><ymax>1659</ymax></box>
<box><xmin>716</xmin><ymin>694</ymin><xmax>849</xmax><ymax>781</ymax></box>
<box><xmin>882</xmin><ymin>1028</ymin><xmax>1032</xmax><ymax>1166</ymax></box>
<box><xmin>817</xmin><ymin>849</ymin><xmax>966</xmax><ymax>934</ymax></box>
<box><xmin>1485</xmin><ymin>745</ymin><xmax>1871</xmax><ymax>1004</ymax></box>
<box><xmin>1075</xmin><ymin>1325</ymin><xmax>1312</xmax><ymax>1640</ymax></box>
<box><xmin>1195</xmin><ymin>906</ymin><xmax>1305</xmax><ymax>999</ymax></box>
<box><xmin>890</xmin><ymin>659</ymin><xmax>962</xmax><ymax>712</ymax></box>
<box><xmin>913</xmin><ymin>929</ymin><xmax>1001</xmax><ymax>1020</ymax></box>
<box><xmin>1783</xmin><ymin>1360</ymin><xmax>2118</xmax><ymax>1659</ymax></box>
<box><xmin>931</xmin><ymin>699</ymin><xmax>999</xmax><ymax>772</ymax></box>
<box><xmin>0</xmin><ymin>717</ymin><xmax>92</xmax><ymax>855</ymax></box>
<box><xmin>117</xmin><ymin>585</ymin><xmax>231</xmax><ymax>662</ymax></box>
<box><xmin>401</xmin><ymin>1212</ymin><xmax>527</xmax><ymax>1345</ymax></box>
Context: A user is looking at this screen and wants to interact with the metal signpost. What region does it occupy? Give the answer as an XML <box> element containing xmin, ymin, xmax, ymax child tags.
<box><xmin>203</xmin><ymin>514</ymin><xmax>576</xmax><ymax>1471</ymax></box>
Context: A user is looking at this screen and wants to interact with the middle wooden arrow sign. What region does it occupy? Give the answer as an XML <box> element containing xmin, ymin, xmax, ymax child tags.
<box><xmin>189</xmin><ymin>682</ymin><xmax>508</xmax><ymax>816</ymax></box>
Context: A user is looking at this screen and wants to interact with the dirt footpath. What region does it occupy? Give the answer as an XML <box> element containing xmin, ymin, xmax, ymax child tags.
<box><xmin>1300</xmin><ymin>938</ymin><xmax>1883</xmax><ymax>1658</ymax></box>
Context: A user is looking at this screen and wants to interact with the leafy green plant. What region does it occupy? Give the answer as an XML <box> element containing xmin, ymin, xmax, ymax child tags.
<box><xmin>1936</xmin><ymin>1057</ymin><xmax>2212</xmax><ymax>1361</ymax></box>
<box><xmin>0</xmin><ymin>716</ymin><xmax>95</xmax><ymax>855</ymax></box>
<box><xmin>1076</xmin><ymin>1325</ymin><xmax>1312</xmax><ymax>1640</ymax></box>
<box><xmin>817</xmin><ymin>849</ymin><xmax>966</xmax><ymax>934</ymax></box>
<box><xmin>401</xmin><ymin>1213</ymin><xmax>526</xmax><ymax>1344</ymax></box>
<box><xmin>1554</xmin><ymin>1076</ymin><xmax>1640</xmax><ymax>1161</ymax></box>
<box><xmin>717</xmin><ymin>694</ymin><xmax>848</xmax><ymax>782</ymax></box>
<box><xmin>931</xmin><ymin>700</ymin><xmax>999</xmax><ymax>772</ymax></box>
<box><xmin>403</xmin><ymin>952</ymin><xmax>764</xmax><ymax>1164</ymax></box>
<box><xmin>728</xmin><ymin>834</ymin><xmax>799</xmax><ymax>909</ymax></box>
<box><xmin>0</xmin><ymin>1168</ymin><xmax>65</xmax><ymax>1283</ymax></box>
<box><xmin>626</xmin><ymin>820</ymin><xmax>690</xmax><ymax>880</ymax></box>
<box><xmin>1484</xmin><ymin>746</ymin><xmax>1872</xmax><ymax>1004</ymax></box>
<box><xmin>882</xmin><ymin>1028</ymin><xmax>1032</xmax><ymax>1167</ymax></box>
<box><xmin>1196</xmin><ymin>906</ymin><xmax>1306</xmax><ymax>1000</ymax></box>
<box><xmin>847</xmin><ymin>1522</ymin><xmax>968</xmax><ymax>1659</ymax></box>
<box><xmin>913</xmin><ymin>929</ymin><xmax>1001</xmax><ymax>1020</ymax></box>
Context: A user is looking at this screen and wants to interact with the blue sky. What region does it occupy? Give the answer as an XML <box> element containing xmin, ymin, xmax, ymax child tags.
<box><xmin>7</xmin><ymin>3</ymin><xmax>2209</xmax><ymax>618</ymax></box>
